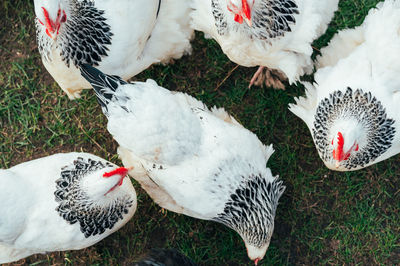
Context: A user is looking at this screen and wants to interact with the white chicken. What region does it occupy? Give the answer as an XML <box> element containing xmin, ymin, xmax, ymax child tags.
<box><xmin>33</xmin><ymin>0</ymin><xmax>193</xmax><ymax>99</ymax></box>
<box><xmin>0</xmin><ymin>153</ymin><xmax>137</xmax><ymax>264</ymax></box>
<box><xmin>289</xmin><ymin>0</ymin><xmax>400</xmax><ymax>171</ymax></box>
<box><xmin>80</xmin><ymin>64</ymin><xmax>286</xmax><ymax>264</ymax></box>
<box><xmin>190</xmin><ymin>0</ymin><xmax>339</xmax><ymax>89</ymax></box>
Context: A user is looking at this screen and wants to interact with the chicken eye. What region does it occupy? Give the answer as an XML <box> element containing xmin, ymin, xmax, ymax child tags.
<box><xmin>61</xmin><ymin>10</ymin><xmax>67</xmax><ymax>23</ymax></box>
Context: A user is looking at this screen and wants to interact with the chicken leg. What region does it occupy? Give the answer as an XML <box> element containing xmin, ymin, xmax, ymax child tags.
<box><xmin>249</xmin><ymin>66</ymin><xmax>287</xmax><ymax>90</ymax></box>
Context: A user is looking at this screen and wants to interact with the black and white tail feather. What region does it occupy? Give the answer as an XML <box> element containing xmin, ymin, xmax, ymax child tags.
<box><xmin>80</xmin><ymin>64</ymin><xmax>129</xmax><ymax>116</ymax></box>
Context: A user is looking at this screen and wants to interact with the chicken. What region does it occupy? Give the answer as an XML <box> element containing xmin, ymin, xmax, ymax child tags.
<box><xmin>79</xmin><ymin>64</ymin><xmax>286</xmax><ymax>264</ymax></box>
<box><xmin>0</xmin><ymin>153</ymin><xmax>137</xmax><ymax>264</ymax></box>
<box><xmin>190</xmin><ymin>0</ymin><xmax>339</xmax><ymax>89</ymax></box>
<box><xmin>34</xmin><ymin>0</ymin><xmax>193</xmax><ymax>99</ymax></box>
<box><xmin>134</xmin><ymin>249</ymin><xmax>197</xmax><ymax>266</ymax></box>
<box><xmin>289</xmin><ymin>0</ymin><xmax>400</xmax><ymax>171</ymax></box>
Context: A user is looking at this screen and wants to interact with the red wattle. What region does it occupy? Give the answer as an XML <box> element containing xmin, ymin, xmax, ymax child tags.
<box><xmin>118</xmin><ymin>177</ymin><xmax>124</xmax><ymax>186</ymax></box>
<box><xmin>234</xmin><ymin>14</ymin><xmax>244</xmax><ymax>24</ymax></box>
<box><xmin>45</xmin><ymin>28</ymin><xmax>52</xmax><ymax>38</ymax></box>
<box><xmin>103</xmin><ymin>167</ymin><xmax>129</xmax><ymax>178</ymax></box>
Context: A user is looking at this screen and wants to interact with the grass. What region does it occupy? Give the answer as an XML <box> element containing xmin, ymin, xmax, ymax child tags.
<box><xmin>0</xmin><ymin>0</ymin><xmax>399</xmax><ymax>265</ymax></box>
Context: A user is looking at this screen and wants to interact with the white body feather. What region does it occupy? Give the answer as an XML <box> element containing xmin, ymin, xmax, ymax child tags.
<box><xmin>289</xmin><ymin>0</ymin><xmax>400</xmax><ymax>169</ymax></box>
<box><xmin>37</xmin><ymin>0</ymin><xmax>193</xmax><ymax>99</ymax></box>
<box><xmin>100</xmin><ymin>79</ymin><xmax>277</xmax><ymax>219</ymax></box>
<box><xmin>0</xmin><ymin>153</ymin><xmax>136</xmax><ymax>264</ymax></box>
<box><xmin>191</xmin><ymin>0</ymin><xmax>339</xmax><ymax>83</ymax></box>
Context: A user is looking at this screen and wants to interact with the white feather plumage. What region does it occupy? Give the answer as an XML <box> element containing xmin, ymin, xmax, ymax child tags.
<box><xmin>79</xmin><ymin>65</ymin><xmax>285</xmax><ymax>262</ymax></box>
<box><xmin>191</xmin><ymin>0</ymin><xmax>339</xmax><ymax>84</ymax></box>
<box><xmin>102</xmin><ymin>79</ymin><xmax>276</xmax><ymax>217</ymax></box>
<box><xmin>289</xmin><ymin>0</ymin><xmax>400</xmax><ymax>171</ymax></box>
<box><xmin>0</xmin><ymin>153</ymin><xmax>136</xmax><ymax>264</ymax></box>
<box><xmin>34</xmin><ymin>0</ymin><xmax>193</xmax><ymax>99</ymax></box>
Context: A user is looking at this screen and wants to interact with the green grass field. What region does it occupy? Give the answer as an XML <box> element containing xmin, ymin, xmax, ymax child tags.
<box><xmin>1</xmin><ymin>0</ymin><xmax>399</xmax><ymax>265</ymax></box>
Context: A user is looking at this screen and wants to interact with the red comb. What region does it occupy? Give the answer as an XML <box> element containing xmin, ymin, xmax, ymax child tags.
<box><xmin>337</xmin><ymin>132</ymin><xmax>344</xmax><ymax>151</ymax></box>
<box><xmin>333</xmin><ymin>132</ymin><xmax>344</xmax><ymax>161</ymax></box>
<box><xmin>242</xmin><ymin>0</ymin><xmax>251</xmax><ymax>20</ymax></box>
<box><xmin>42</xmin><ymin>7</ymin><xmax>54</xmax><ymax>33</ymax></box>
<box><xmin>103</xmin><ymin>167</ymin><xmax>129</xmax><ymax>178</ymax></box>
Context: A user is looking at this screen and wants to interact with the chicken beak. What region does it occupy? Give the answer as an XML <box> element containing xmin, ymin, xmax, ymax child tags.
<box><xmin>244</xmin><ymin>16</ymin><xmax>252</xmax><ymax>27</ymax></box>
<box><xmin>50</xmin><ymin>33</ymin><xmax>58</xmax><ymax>41</ymax></box>
<box><xmin>335</xmin><ymin>160</ymin><xmax>340</xmax><ymax>169</ymax></box>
